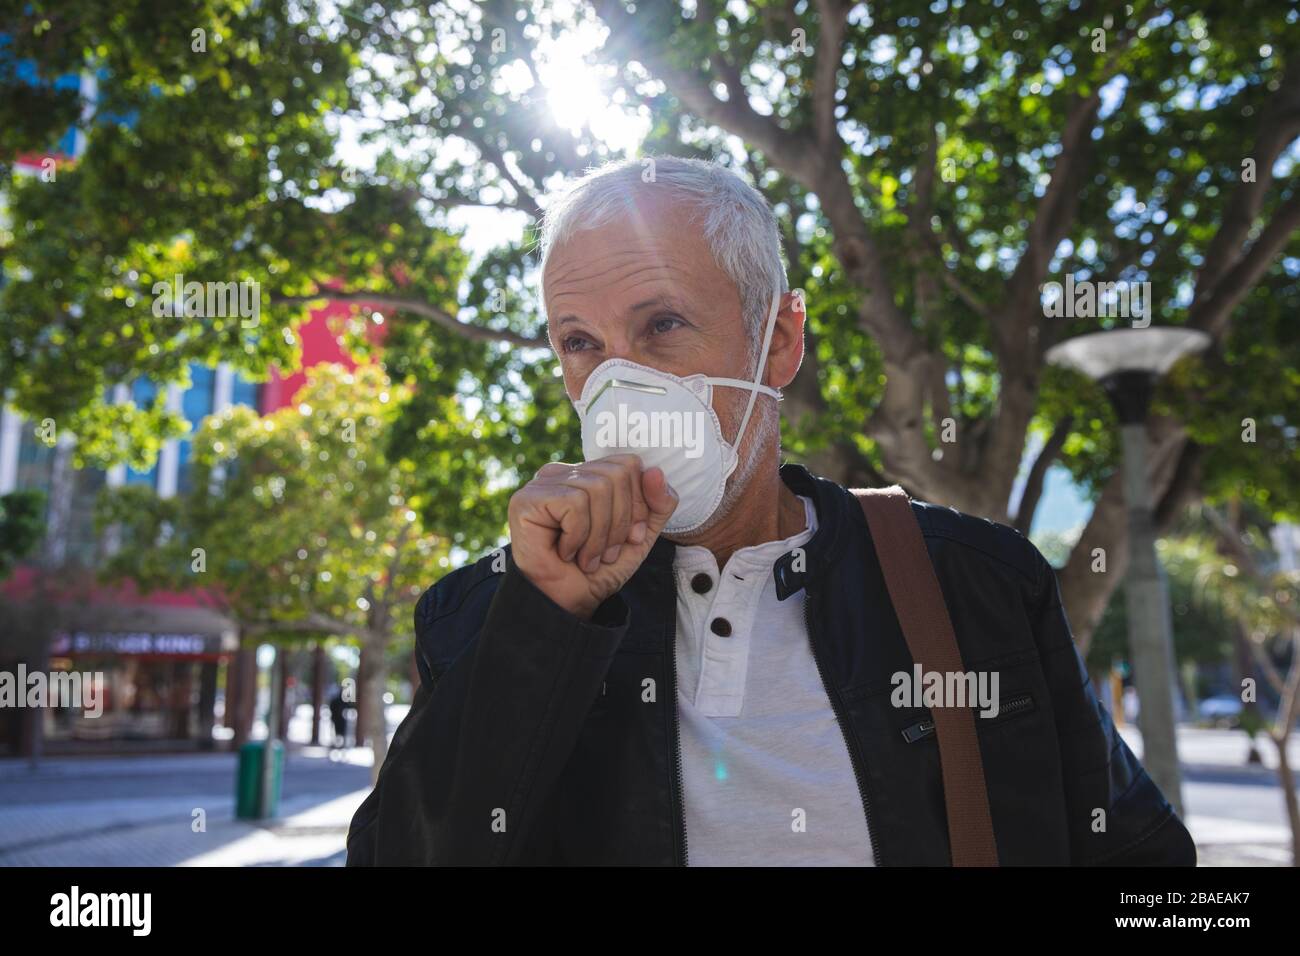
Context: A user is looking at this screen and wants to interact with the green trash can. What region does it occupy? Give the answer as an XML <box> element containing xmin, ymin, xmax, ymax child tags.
<box><xmin>236</xmin><ymin>739</ymin><xmax>284</xmax><ymax>819</ymax></box>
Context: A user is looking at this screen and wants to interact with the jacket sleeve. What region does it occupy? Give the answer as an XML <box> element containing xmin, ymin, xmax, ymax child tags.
<box><xmin>1028</xmin><ymin>550</ymin><xmax>1197</xmax><ymax>866</ymax></box>
<box><xmin>345</xmin><ymin>552</ymin><xmax>629</xmax><ymax>865</ymax></box>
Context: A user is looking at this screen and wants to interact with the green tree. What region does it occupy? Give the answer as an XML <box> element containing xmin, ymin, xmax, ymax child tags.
<box><xmin>96</xmin><ymin>362</ymin><xmax>445</xmax><ymax>779</ymax></box>
<box><xmin>329</xmin><ymin>0</ymin><xmax>1300</xmax><ymax>658</ymax></box>
<box><xmin>5</xmin><ymin>0</ymin><xmax>1299</xmax><ymax>660</ymax></box>
<box><xmin>1</xmin><ymin>0</ymin><xmax>356</xmax><ymax>462</ymax></box>
<box><xmin>0</xmin><ymin>489</ymin><xmax>45</xmax><ymax>579</ymax></box>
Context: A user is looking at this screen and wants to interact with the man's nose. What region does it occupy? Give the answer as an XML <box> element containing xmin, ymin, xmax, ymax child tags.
<box><xmin>567</xmin><ymin>344</ymin><xmax>640</xmax><ymax>400</ymax></box>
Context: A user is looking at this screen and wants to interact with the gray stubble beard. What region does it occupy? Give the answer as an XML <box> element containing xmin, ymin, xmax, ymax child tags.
<box><xmin>667</xmin><ymin>399</ymin><xmax>780</xmax><ymax>543</ymax></box>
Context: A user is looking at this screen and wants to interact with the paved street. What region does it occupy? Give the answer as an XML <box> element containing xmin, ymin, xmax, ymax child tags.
<box><xmin>0</xmin><ymin>747</ymin><xmax>373</xmax><ymax>866</ymax></box>
<box><xmin>0</xmin><ymin>725</ymin><xmax>1295</xmax><ymax>865</ymax></box>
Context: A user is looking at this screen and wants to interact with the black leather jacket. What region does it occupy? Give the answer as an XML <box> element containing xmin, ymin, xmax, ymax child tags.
<box><xmin>346</xmin><ymin>463</ymin><xmax>1196</xmax><ymax>866</ymax></box>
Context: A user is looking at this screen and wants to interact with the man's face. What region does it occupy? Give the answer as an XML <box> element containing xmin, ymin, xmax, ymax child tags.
<box><xmin>542</xmin><ymin>192</ymin><xmax>756</xmax><ymax>442</ymax></box>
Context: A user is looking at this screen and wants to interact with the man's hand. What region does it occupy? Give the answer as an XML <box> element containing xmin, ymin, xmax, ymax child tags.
<box><xmin>508</xmin><ymin>455</ymin><xmax>678</xmax><ymax>620</ymax></box>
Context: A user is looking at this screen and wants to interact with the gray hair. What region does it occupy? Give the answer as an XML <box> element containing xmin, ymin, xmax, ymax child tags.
<box><xmin>537</xmin><ymin>156</ymin><xmax>788</xmax><ymax>366</ymax></box>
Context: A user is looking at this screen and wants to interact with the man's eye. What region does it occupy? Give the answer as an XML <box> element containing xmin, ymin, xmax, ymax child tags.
<box><xmin>650</xmin><ymin>315</ymin><xmax>683</xmax><ymax>335</ymax></box>
<box><xmin>562</xmin><ymin>335</ymin><xmax>593</xmax><ymax>353</ymax></box>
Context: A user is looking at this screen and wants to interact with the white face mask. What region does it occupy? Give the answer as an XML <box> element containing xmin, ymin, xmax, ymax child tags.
<box><xmin>572</xmin><ymin>286</ymin><xmax>784</xmax><ymax>535</ymax></box>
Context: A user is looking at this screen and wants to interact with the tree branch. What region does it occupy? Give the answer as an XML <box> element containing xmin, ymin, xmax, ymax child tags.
<box><xmin>594</xmin><ymin>0</ymin><xmax>925</xmax><ymax>435</ymax></box>
<box><xmin>1202</xmin><ymin>505</ymin><xmax>1300</xmax><ymax>712</ymax></box>
<box><xmin>1002</xmin><ymin>89</ymin><xmax>1102</xmax><ymax>330</ymax></box>
<box><xmin>1195</xmin><ymin>61</ymin><xmax>1300</xmax><ymax>298</ymax></box>
<box><xmin>272</xmin><ymin>291</ymin><xmax>545</xmax><ymax>348</ymax></box>
<box><xmin>1190</xmin><ymin>187</ymin><xmax>1300</xmax><ymax>337</ymax></box>
<box><xmin>1246</xmin><ymin>636</ymin><xmax>1289</xmax><ymax>700</ymax></box>
<box><xmin>1014</xmin><ymin>415</ymin><xmax>1073</xmax><ymax>534</ymax></box>
<box><xmin>421</xmin><ymin>191</ymin><xmax>537</xmax><ymax>216</ymax></box>
<box><xmin>1153</xmin><ymin>440</ymin><xmax>1203</xmax><ymax>532</ymax></box>
<box><xmin>597</xmin><ymin>2</ymin><xmax>793</xmax><ymax>163</ymax></box>
<box><xmin>697</xmin><ymin>0</ymin><xmax>750</xmax><ymax>107</ymax></box>
<box><xmin>811</xmin><ymin>0</ymin><xmax>851</xmax><ymax>149</ymax></box>
<box><xmin>454</xmin><ymin>123</ymin><xmax>544</xmax><ymax>219</ymax></box>
<box><xmin>1000</xmin><ymin>8</ymin><xmax>1151</xmax><ymax>334</ymax></box>
<box><xmin>921</xmin><ymin>228</ymin><xmax>990</xmax><ymax>320</ymax></box>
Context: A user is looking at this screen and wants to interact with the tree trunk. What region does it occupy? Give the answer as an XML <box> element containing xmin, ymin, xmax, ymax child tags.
<box><xmin>311</xmin><ymin>643</ymin><xmax>325</xmax><ymax>746</ymax></box>
<box><xmin>1231</xmin><ymin>622</ymin><xmax>1262</xmax><ymax>758</ymax></box>
<box><xmin>359</xmin><ymin>631</ymin><xmax>389</xmax><ymax>783</ymax></box>
<box><xmin>171</xmin><ymin>660</ymin><xmax>193</xmax><ymax>740</ymax></box>
<box><xmin>1271</xmin><ymin>730</ymin><xmax>1300</xmax><ymax>867</ymax></box>
<box><xmin>223</xmin><ymin>653</ymin><xmax>240</xmax><ymax>731</ymax></box>
<box><xmin>197</xmin><ymin>660</ymin><xmax>218</xmax><ymax>751</ymax></box>
<box><xmin>353</xmin><ymin>648</ymin><xmax>365</xmax><ymax>750</ymax></box>
<box><xmin>277</xmin><ymin>648</ymin><xmax>292</xmax><ymax>745</ymax></box>
<box><xmin>1269</xmin><ymin>630</ymin><xmax>1300</xmax><ymax>866</ymax></box>
<box><xmin>24</xmin><ymin>436</ymin><xmax>76</xmax><ymax>765</ymax></box>
<box><xmin>228</xmin><ymin>642</ymin><xmax>257</xmax><ymax>748</ymax></box>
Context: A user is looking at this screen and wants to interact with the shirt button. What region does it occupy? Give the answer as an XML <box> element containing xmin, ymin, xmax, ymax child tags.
<box><xmin>691</xmin><ymin>573</ymin><xmax>713</xmax><ymax>594</ymax></box>
<box><xmin>710</xmin><ymin>617</ymin><xmax>732</xmax><ymax>637</ymax></box>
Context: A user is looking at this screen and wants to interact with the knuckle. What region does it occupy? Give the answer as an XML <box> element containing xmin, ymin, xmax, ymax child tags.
<box><xmin>559</xmin><ymin>484</ymin><xmax>588</xmax><ymax>506</ymax></box>
<box><xmin>586</xmin><ymin>471</ymin><xmax>615</xmax><ymax>496</ymax></box>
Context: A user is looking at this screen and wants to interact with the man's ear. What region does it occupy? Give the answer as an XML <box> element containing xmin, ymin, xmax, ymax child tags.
<box><xmin>765</xmin><ymin>289</ymin><xmax>807</xmax><ymax>389</ymax></box>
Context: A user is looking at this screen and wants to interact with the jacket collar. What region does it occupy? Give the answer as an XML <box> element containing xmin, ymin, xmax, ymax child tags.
<box><xmin>640</xmin><ymin>462</ymin><xmax>855</xmax><ymax>599</ymax></box>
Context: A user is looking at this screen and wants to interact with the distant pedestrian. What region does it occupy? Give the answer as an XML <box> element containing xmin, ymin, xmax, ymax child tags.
<box><xmin>328</xmin><ymin>689</ymin><xmax>347</xmax><ymax>749</ymax></box>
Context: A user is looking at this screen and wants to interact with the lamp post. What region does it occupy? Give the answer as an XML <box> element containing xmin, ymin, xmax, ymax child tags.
<box><xmin>1045</xmin><ymin>326</ymin><xmax>1210</xmax><ymax>817</ymax></box>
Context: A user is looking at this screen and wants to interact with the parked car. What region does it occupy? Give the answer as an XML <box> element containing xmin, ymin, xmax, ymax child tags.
<box><xmin>1198</xmin><ymin>694</ymin><xmax>1244</xmax><ymax>727</ymax></box>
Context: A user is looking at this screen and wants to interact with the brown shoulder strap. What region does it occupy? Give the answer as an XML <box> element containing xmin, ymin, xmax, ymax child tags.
<box><xmin>852</xmin><ymin>485</ymin><xmax>999</xmax><ymax>867</ymax></box>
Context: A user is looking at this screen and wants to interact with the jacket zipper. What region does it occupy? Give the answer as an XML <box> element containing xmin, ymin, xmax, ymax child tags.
<box><xmin>999</xmin><ymin>692</ymin><xmax>1035</xmax><ymax>718</ymax></box>
<box><xmin>803</xmin><ymin>590</ymin><xmax>885</xmax><ymax>866</ymax></box>
<box><xmin>665</xmin><ymin>585</ymin><xmax>689</xmax><ymax>866</ymax></box>
<box><xmin>901</xmin><ymin>692</ymin><xmax>1035</xmax><ymax>743</ymax></box>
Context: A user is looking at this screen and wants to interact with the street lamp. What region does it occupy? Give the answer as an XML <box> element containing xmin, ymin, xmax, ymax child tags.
<box><xmin>1045</xmin><ymin>326</ymin><xmax>1211</xmax><ymax>817</ymax></box>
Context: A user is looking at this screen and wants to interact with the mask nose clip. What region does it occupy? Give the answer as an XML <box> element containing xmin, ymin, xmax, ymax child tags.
<box><xmin>592</xmin><ymin>378</ymin><xmax>668</xmax><ymax>404</ymax></box>
<box><xmin>577</xmin><ymin>366</ymin><xmax>671</xmax><ymax>415</ymax></box>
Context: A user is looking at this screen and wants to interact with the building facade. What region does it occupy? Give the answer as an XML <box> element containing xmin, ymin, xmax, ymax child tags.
<box><xmin>2</xmin><ymin>52</ymin><xmax>378</xmax><ymax>757</ymax></box>
<box><xmin>0</xmin><ymin>319</ymin><xmax>357</xmax><ymax>757</ymax></box>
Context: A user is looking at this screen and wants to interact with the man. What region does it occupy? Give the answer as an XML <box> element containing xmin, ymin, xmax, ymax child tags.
<box><xmin>345</xmin><ymin>156</ymin><xmax>1196</xmax><ymax>866</ymax></box>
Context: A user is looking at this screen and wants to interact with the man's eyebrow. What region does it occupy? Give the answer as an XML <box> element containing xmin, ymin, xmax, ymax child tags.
<box><xmin>629</xmin><ymin>294</ymin><xmax>686</xmax><ymax>314</ymax></box>
<box><xmin>554</xmin><ymin>295</ymin><xmax>685</xmax><ymax>327</ymax></box>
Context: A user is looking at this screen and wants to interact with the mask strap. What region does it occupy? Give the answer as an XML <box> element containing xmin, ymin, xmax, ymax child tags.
<box><xmin>705</xmin><ymin>377</ymin><xmax>783</xmax><ymax>400</ymax></box>
<box><xmin>732</xmin><ymin>289</ymin><xmax>783</xmax><ymax>447</ymax></box>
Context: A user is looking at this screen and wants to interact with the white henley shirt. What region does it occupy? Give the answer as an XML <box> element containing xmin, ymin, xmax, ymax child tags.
<box><xmin>671</xmin><ymin>494</ymin><xmax>876</xmax><ymax>866</ymax></box>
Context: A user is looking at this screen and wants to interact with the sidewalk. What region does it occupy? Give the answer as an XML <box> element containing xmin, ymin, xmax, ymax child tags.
<box><xmin>1121</xmin><ymin>725</ymin><xmax>1298</xmax><ymax>867</ymax></box>
<box><xmin>1</xmin><ymin>726</ymin><xmax>1294</xmax><ymax>866</ymax></box>
<box><xmin>0</xmin><ymin>747</ymin><xmax>372</xmax><ymax>866</ymax></box>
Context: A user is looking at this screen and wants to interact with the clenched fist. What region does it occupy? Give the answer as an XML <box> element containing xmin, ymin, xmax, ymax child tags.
<box><xmin>508</xmin><ymin>455</ymin><xmax>679</xmax><ymax>620</ymax></box>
